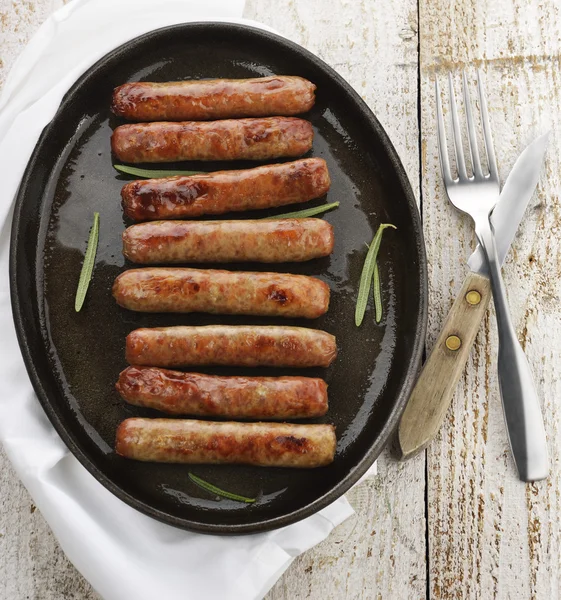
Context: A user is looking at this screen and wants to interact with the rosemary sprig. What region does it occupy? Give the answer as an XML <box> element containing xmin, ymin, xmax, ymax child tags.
<box><xmin>74</xmin><ymin>212</ymin><xmax>100</xmax><ymax>312</ymax></box>
<box><xmin>114</xmin><ymin>164</ymin><xmax>204</xmax><ymax>178</ymax></box>
<box><xmin>264</xmin><ymin>201</ymin><xmax>340</xmax><ymax>220</ymax></box>
<box><xmin>355</xmin><ymin>223</ymin><xmax>396</xmax><ymax>326</ymax></box>
<box><xmin>188</xmin><ymin>473</ymin><xmax>256</xmax><ymax>504</ymax></box>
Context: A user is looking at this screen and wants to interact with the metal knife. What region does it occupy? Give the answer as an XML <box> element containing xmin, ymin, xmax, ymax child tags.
<box><xmin>398</xmin><ymin>132</ymin><xmax>549</xmax><ymax>459</ymax></box>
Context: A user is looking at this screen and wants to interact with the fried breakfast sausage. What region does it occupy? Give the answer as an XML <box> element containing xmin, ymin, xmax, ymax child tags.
<box><xmin>113</xmin><ymin>268</ymin><xmax>330</xmax><ymax>318</ymax></box>
<box><xmin>115</xmin><ymin>418</ymin><xmax>336</xmax><ymax>468</ymax></box>
<box><xmin>125</xmin><ymin>325</ymin><xmax>337</xmax><ymax>368</ymax></box>
<box><xmin>111</xmin><ymin>76</ymin><xmax>316</xmax><ymax>121</ymax></box>
<box><xmin>111</xmin><ymin>117</ymin><xmax>313</xmax><ymax>163</ymax></box>
<box><xmin>122</xmin><ymin>219</ymin><xmax>334</xmax><ymax>264</ymax></box>
<box><xmin>121</xmin><ymin>158</ymin><xmax>330</xmax><ymax>220</ymax></box>
<box><xmin>116</xmin><ymin>366</ymin><xmax>328</xmax><ymax>419</ymax></box>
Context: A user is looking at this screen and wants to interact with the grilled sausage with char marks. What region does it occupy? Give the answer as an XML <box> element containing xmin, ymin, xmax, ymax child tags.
<box><xmin>120</xmin><ymin>158</ymin><xmax>330</xmax><ymax>221</ymax></box>
<box><xmin>122</xmin><ymin>219</ymin><xmax>334</xmax><ymax>264</ymax></box>
<box><xmin>116</xmin><ymin>366</ymin><xmax>328</xmax><ymax>419</ymax></box>
<box><xmin>125</xmin><ymin>325</ymin><xmax>337</xmax><ymax>368</ymax></box>
<box><xmin>113</xmin><ymin>268</ymin><xmax>330</xmax><ymax>319</ymax></box>
<box><xmin>116</xmin><ymin>419</ymin><xmax>336</xmax><ymax>468</ymax></box>
<box><xmin>111</xmin><ymin>117</ymin><xmax>313</xmax><ymax>163</ymax></box>
<box><xmin>111</xmin><ymin>76</ymin><xmax>316</xmax><ymax>121</ymax></box>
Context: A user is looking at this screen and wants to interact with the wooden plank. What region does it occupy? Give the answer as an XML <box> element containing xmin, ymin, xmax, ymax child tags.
<box><xmin>243</xmin><ymin>1</ymin><xmax>426</xmax><ymax>598</ymax></box>
<box><xmin>262</xmin><ymin>456</ymin><xmax>426</xmax><ymax>600</ymax></box>
<box><xmin>0</xmin><ymin>455</ymin><xmax>99</xmax><ymax>599</ymax></box>
<box><xmin>418</xmin><ymin>0</ymin><xmax>561</xmax><ymax>597</ymax></box>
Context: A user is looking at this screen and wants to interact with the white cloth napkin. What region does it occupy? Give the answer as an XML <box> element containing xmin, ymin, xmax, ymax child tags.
<box><xmin>0</xmin><ymin>1</ymin><xmax>379</xmax><ymax>599</ymax></box>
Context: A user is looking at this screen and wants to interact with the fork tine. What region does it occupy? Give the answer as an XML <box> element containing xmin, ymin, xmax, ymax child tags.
<box><xmin>477</xmin><ymin>70</ymin><xmax>499</xmax><ymax>182</ymax></box>
<box><xmin>435</xmin><ymin>79</ymin><xmax>453</xmax><ymax>185</ymax></box>
<box><xmin>447</xmin><ymin>73</ymin><xmax>468</xmax><ymax>180</ymax></box>
<box><xmin>462</xmin><ymin>71</ymin><xmax>484</xmax><ymax>179</ymax></box>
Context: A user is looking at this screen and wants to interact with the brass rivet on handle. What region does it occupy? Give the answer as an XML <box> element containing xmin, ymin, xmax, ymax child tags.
<box><xmin>445</xmin><ymin>335</ymin><xmax>462</xmax><ymax>351</ymax></box>
<box><xmin>465</xmin><ymin>290</ymin><xmax>482</xmax><ymax>305</ymax></box>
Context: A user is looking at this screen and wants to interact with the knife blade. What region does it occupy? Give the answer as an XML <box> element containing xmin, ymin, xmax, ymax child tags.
<box><xmin>398</xmin><ymin>132</ymin><xmax>549</xmax><ymax>460</ymax></box>
<box><xmin>469</xmin><ymin>131</ymin><xmax>550</xmax><ymax>274</ymax></box>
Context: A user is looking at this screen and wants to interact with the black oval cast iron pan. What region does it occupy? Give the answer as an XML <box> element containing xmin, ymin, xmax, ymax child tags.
<box><xmin>10</xmin><ymin>22</ymin><xmax>427</xmax><ymax>534</ymax></box>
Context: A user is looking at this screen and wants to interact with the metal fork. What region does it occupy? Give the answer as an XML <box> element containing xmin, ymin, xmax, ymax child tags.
<box><xmin>435</xmin><ymin>71</ymin><xmax>549</xmax><ymax>482</ymax></box>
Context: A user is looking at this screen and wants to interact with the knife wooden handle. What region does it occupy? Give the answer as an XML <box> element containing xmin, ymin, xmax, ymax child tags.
<box><xmin>398</xmin><ymin>271</ymin><xmax>492</xmax><ymax>459</ymax></box>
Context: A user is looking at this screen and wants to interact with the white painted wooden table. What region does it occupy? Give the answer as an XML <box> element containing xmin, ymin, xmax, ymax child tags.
<box><xmin>1</xmin><ymin>0</ymin><xmax>560</xmax><ymax>598</ymax></box>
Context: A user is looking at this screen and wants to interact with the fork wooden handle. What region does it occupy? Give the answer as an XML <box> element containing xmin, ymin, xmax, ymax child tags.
<box><xmin>397</xmin><ymin>271</ymin><xmax>491</xmax><ymax>459</ymax></box>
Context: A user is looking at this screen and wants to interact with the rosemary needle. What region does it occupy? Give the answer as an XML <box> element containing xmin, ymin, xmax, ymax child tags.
<box><xmin>74</xmin><ymin>212</ymin><xmax>100</xmax><ymax>312</ymax></box>
<box><xmin>264</xmin><ymin>202</ymin><xmax>340</xmax><ymax>220</ymax></box>
<box><xmin>355</xmin><ymin>223</ymin><xmax>396</xmax><ymax>326</ymax></box>
<box><xmin>188</xmin><ymin>473</ymin><xmax>256</xmax><ymax>504</ymax></box>
<box><xmin>114</xmin><ymin>164</ymin><xmax>204</xmax><ymax>178</ymax></box>
<box><xmin>373</xmin><ymin>261</ymin><xmax>383</xmax><ymax>323</ymax></box>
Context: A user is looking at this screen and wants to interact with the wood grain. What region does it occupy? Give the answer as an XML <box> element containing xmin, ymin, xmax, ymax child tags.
<box><xmin>419</xmin><ymin>0</ymin><xmax>561</xmax><ymax>597</ymax></box>
<box><xmin>264</xmin><ymin>456</ymin><xmax>426</xmax><ymax>600</ymax></box>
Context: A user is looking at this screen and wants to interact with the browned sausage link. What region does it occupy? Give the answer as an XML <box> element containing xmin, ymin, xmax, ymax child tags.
<box><xmin>116</xmin><ymin>366</ymin><xmax>328</xmax><ymax>419</ymax></box>
<box><xmin>122</xmin><ymin>219</ymin><xmax>334</xmax><ymax>264</ymax></box>
<box><xmin>111</xmin><ymin>76</ymin><xmax>316</xmax><ymax>121</ymax></box>
<box><xmin>113</xmin><ymin>268</ymin><xmax>330</xmax><ymax>319</ymax></box>
<box><xmin>121</xmin><ymin>158</ymin><xmax>330</xmax><ymax>221</ymax></box>
<box><xmin>125</xmin><ymin>325</ymin><xmax>337</xmax><ymax>368</ymax></box>
<box><xmin>115</xmin><ymin>418</ymin><xmax>336</xmax><ymax>468</ymax></box>
<box><xmin>111</xmin><ymin>117</ymin><xmax>313</xmax><ymax>163</ymax></box>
